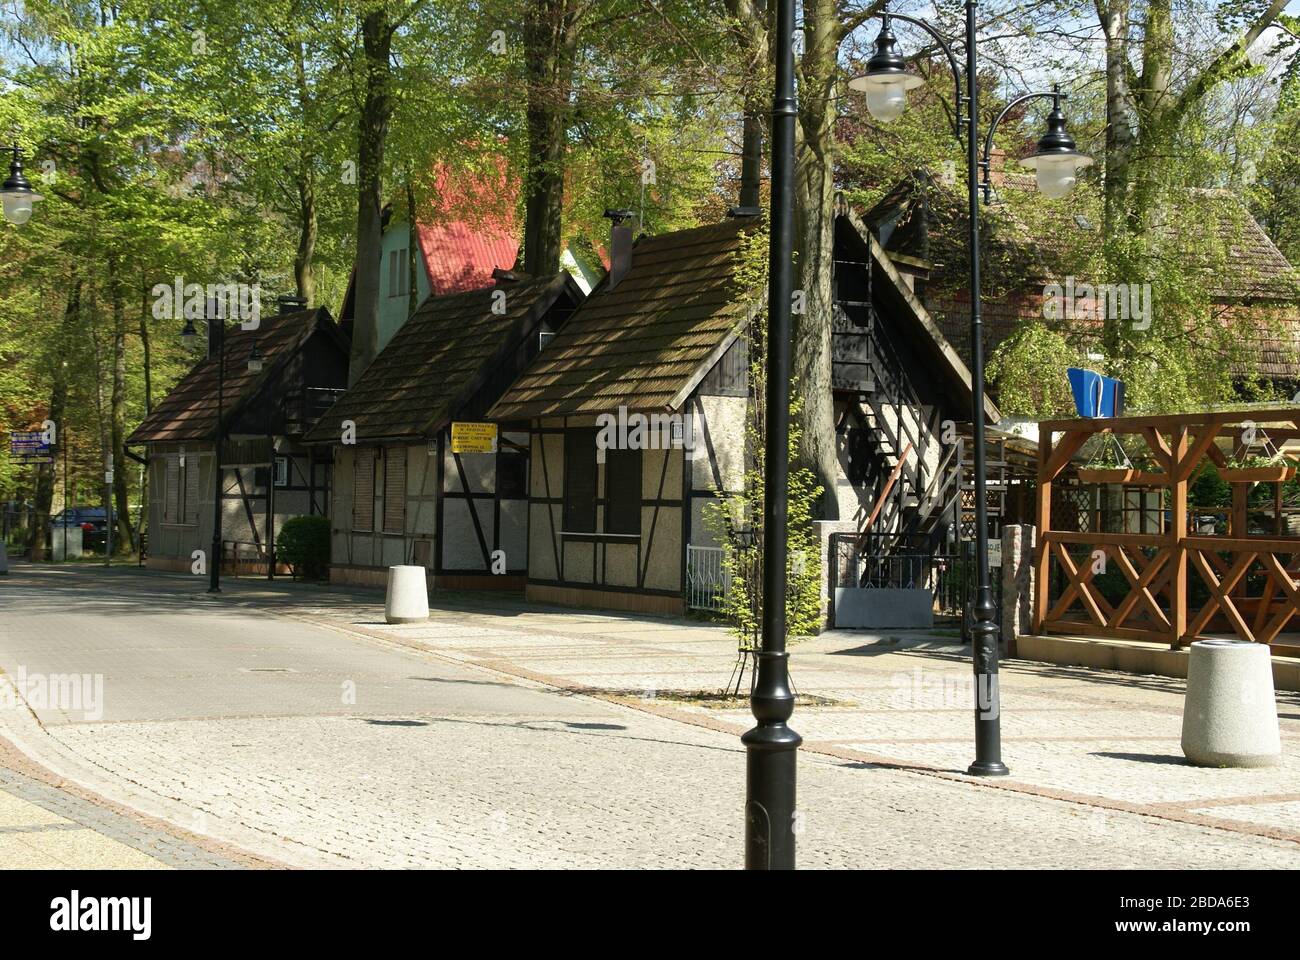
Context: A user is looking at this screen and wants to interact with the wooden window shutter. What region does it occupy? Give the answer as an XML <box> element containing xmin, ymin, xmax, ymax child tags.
<box><xmin>353</xmin><ymin>450</ymin><xmax>375</xmax><ymax>531</ymax></box>
<box><xmin>563</xmin><ymin>429</ymin><xmax>598</xmax><ymax>533</ymax></box>
<box><xmin>184</xmin><ymin>455</ymin><xmax>201</xmax><ymax>525</ymax></box>
<box><xmin>383</xmin><ymin>445</ymin><xmax>406</xmax><ymax>534</ymax></box>
<box><xmin>604</xmin><ymin>448</ymin><xmax>642</xmax><ymax>535</ymax></box>
<box><xmin>164</xmin><ymin>455</ymin><xmax>180</xmax><ymax>524</ymax></box>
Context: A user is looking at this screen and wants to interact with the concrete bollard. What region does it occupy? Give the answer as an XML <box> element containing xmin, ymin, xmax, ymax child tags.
<box><xmin>384</xmin><ymin>565</ymin><xmax>429</xmax><ymax>624</ymax></box>
<box><xmin>1181</xmin><ymin>639</ymin><xmax>1281</xmax><ymax>768</ymax></box>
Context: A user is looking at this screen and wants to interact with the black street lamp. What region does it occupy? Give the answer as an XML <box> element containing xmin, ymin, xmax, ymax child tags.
<box><xmin>742</xmin><ymin>0</ymin><xmax>801</xmax><ymax>870</ymax></box>
<box><xmin>851</xmin><ymin>1</ymin><xmax>1091</xmax><ymax>777</ymax></box>
<box><xmin>0</xmin><ymin>144</ymin><xmax>43</xmax><ymax>225</ymax></box>
<box><xmin>182</xmin><ymin>310</ymin><xmax>226</xmax><ymax>594</ymax></box>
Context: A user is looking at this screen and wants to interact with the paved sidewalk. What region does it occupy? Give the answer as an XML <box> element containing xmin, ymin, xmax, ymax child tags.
<box><xmin>274</xmin><ymin>583</ymin><xmax>1300</xmax><ymax>849</ymax></box>
<box><xmin>0</xmin><ymin>737</ymin><xmax>275</xmax><ymax>869</ymax></box>
<box><xmin>2</xmin><ymin>563</ymin><xmax>1297</xmax><ymax>867</ymax></box>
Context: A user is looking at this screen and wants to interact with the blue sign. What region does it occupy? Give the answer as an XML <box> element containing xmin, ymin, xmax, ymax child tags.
<box><xmin>1067</xmin><ymin>368</ymin><xmax>1125</xmax><ymax>419</ymax></box>
<box><xmin>9</xmin><ymin>430</ymin><xmax>52</xmax><ymax>464</ymax></box>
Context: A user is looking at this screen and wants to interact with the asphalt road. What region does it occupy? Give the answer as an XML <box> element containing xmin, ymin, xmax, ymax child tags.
<box><xmin>0</xmin><ymin>563</ymin><xmax>612</xmax><ymax>725</ymax></box>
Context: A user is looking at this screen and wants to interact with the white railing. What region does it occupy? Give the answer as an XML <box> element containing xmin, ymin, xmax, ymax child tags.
<box><xmin>686</xmin><ymin>544</ymin><xmax>730</xmax><ymax>611</ymax></box>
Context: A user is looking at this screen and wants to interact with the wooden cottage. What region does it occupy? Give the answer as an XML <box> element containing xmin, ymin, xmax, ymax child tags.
<box><xmin>489</xmin><ymin>219</ymin><xmax>756</xmax><ymax>615</ymax></box>
<box><xmin>304</xmin><ymin>271</ymin><xmax>584</xmax><ymax>588</ymax></box>
<box><xmin>127</xmin><ymin>305</ymin><xmax>350</xmax><ymax>574</ymax></box>
<box><xmin>488</xmin><ymin>209</ymin><xmax>995</xmax><ymax>621</ymax></box>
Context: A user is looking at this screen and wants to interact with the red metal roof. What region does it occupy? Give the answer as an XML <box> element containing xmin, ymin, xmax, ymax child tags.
<box><xmin>417</xmin><ymin>163</ymin><xmax>520</xmax><ymax>296</ymax></box>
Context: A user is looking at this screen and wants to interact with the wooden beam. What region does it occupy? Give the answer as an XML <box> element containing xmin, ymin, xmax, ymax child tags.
<box><xmin>1140</xmin><ymin>426</ymin><xmax>1172</xmax><ymax>472</ymax></box>
<box><xmin>1042</xmin><ymin>429</ymin><xmax>1089</xmax><ymax>481</ymax></box>
<box><xmin>1033</xmin><ymin>429</ymin><xmax>1053</xmax><ymax>634</ymax></box>
<box><xmin>1170</xmin><ymin>426</ymin><xmax>1189</xmax><ymax>645</ymax></box>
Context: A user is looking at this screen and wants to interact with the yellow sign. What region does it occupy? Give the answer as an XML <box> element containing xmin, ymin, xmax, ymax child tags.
<box><xmin>451</xmin><ymin>422</ymin><xmax>498</xmax><ymax>454</ymax></box>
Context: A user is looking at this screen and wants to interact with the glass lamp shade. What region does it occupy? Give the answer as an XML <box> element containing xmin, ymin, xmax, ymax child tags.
<box><xmin>247</xmin><ymin>345</ymin><xmax>263</xmax><ymax>373</ymax></box>
<box><xmin>180</xmin><ymin>321</ymin><xmax>199</xmax><ymax>348</ymax></box>
<box><xmin>849</xmin><ymin>72</ymin><xmax>923</xmax><ymax>123</ymax></box>
<box><xmin>1019</xmin><ymin>99</ymin><xmax>1093</xmax><ymax>200</ymax></box>
<box><xmin>1</xmin><ymin>191</ymin><xmax>36</xmax><ymax>225</ymax></box>
<box><xmin>1035</xmin><ymin>155</ymin><xmax>1078</xmax><ymax>199</ymax></box>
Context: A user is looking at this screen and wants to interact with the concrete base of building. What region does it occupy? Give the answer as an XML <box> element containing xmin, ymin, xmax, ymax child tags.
<box><xmin>526</xmin><ymin>582</ymin><xmax>685</xmax><ymax>617</ymax></box>
<box><xmin>145</xmin><ymin>555</ymin><xmax>293</xmax><ymax>578</ymax></box>
<box><xmin>434</xmin><ymin>573</ymin><xmax>525</xmax><ymax>591</ymax></box>
<box><xmin>329</xmin><ymin>564</ymin><xmax>524</xmax><ymax>594</ymax></box>
<box><xmin>1016</xmin><ymin>633</ymin><xmax>1300</xmax><ymax>692</ymax></box>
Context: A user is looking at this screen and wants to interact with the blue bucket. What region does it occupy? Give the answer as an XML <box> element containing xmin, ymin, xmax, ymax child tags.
<box><xmin>1067</xmin><ymin>368</ymin><xmax>1125</xmax><ymax>418</ymax></box>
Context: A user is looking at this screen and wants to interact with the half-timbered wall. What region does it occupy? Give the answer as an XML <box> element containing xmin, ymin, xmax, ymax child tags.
<box><xmin>440</xmin><ymin>427</ymin><xmax>529</xmax><ymax>574</ymax></box>
<box><xmin>526</xmin><ymin>395</ymin><xmax>750</xmax><ymax>614</ymax></box>
<box><xmin>328</xmin><ymin>428</ymin><xmax>530</xmax><ymax>585</ymax></box>
<box><xmin>143</xmin><ymin>437</ymin><xmax>330</xmax><ymax>572</ymax></box>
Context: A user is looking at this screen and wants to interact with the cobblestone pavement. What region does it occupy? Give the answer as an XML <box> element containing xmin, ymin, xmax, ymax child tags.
<box><xmin>0</xmin><ymin>737</ymin><xmax>275</xmax><ymax>868</ymax></box>
<box><xmin>2</xmin><ymin>563</ymin><xmax>1298</xmax><ymax>868</ymax></box>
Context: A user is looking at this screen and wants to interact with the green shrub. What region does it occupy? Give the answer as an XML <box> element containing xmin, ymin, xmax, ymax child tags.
<box><xmin>276</xmin><ymin>514</ymin><xmax>331</xmax><ymax>580</ymax></box>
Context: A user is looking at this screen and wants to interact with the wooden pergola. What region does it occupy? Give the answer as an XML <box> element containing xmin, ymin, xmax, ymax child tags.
<box><xmin>1034</xmin><ymin>407</ymin><xmax>1300</xmax><ymax>656</ymax></box>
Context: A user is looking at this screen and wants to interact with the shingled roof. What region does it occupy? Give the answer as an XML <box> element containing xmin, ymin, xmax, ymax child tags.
<box><xmin>305</xmin><ymin>272</ymin><xmax>581</xmax><ymax>444</ymax></box>
<box><xmin>127</xmin><ymin>308</ymin><xmax>342</xmax><ymax>445</ymax></box>
<box><xmin>867</xmin><ymin>177</ymin><xmax>1300</xmax><ymax>302</ymax></box>
<box><xmin>488</xmin><ymin>218</ymin><xmax>760</xmax><ymax>421</ymax></box>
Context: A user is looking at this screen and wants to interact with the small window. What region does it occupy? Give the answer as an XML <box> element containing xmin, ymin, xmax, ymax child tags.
<box><xmin>388</xmin><ymin>248</ymin><xmax>409</xmax><ymax>298</ymax></box>
<box><xmin>538</xmin><ymin>327</ymin><xmax>556</xmax><ymax>351</ymax></box>
<box><xmin>274</xmin><ymin>456</ymin><xmax>289</xmax><ymax>487</ymax></box>
<box><xmin>604</xmin><ymin>448</ymin><xmax>641</xmax><ymax>535</ymax></box>
<box><xmin>563</xmin><ymin>429</ymin><xmax>597</xmax><ymax>533</ymax></box>
<box><xmin>498</xmin><ymin>450</ymin><xmax>528</xmax><ymax>500</ymax></box>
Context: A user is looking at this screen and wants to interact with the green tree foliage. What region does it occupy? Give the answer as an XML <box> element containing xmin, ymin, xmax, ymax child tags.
<box><xmin>704</xmin><ymin>221</ymin><xmax>824</xmax><ymax>647</ymax></box>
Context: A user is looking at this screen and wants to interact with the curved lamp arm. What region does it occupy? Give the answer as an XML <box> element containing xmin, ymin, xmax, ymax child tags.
<box><xmin>876</xmin><ymin>12</ymin><xmax>967</xmax><ymax>139</ymax></box>
<box><xmin>980</xmin><ymin>87</ymin><xmax>1064</xmax><ymax>203</ymax></box>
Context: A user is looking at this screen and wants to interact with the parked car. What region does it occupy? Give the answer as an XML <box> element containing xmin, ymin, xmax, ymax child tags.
<box><xmin>50</xmin><ymin>507</ymin><xmax>115</xmax><ymax>551</ymax></box>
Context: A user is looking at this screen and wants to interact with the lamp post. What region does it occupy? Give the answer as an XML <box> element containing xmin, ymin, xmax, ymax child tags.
<box><xmin>0</xmin><ymin>144</ymin><xmax>43</xmax><ymax>225</ymax></box>
<box><xmin>183</xmin><ymin>309</ymin><xmax>229</xmax><ymax>593</ymax></box>
<box><xmin>850</xmin><ymin>1</ymin><xmax>1091</xmax><ymax>777</ymax></box>
<box><xmin>742</xmin><ymin>0</ymin><xmax>801</xmax><ymax>870</ymax></box>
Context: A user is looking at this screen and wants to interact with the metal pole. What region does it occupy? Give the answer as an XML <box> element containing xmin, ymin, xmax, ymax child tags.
<box><xmin>742</xmin><ymin>0</ymin><xmax>801</xmax><ymax>870</ymax></box>
<box><xmin>62</xmin><ymin>426</ymin><xmax>68</xmax><ymax>562</ymax></box>
<box><xmin>209</xmin><ymin>314</ymin><xmax>223</xmax><ymax>594</ymax></box>
<box><xmin>104</xmin><ymin>450</ymin><xmax>112</xmax><ymax>567</ymax></box>
<box><xmin>964</xmin><ymin>0</ymin><xmax>1008</xmax><ymax>776</ymax></box>
<box><xmin>266</xmin><ymin>440</ymin><xmax>275</xmax><ymax>581</ymax></box>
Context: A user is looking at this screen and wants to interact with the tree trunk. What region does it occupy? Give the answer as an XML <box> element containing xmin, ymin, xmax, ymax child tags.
<box><xmin>349</xmin><ymin>6</ymin><xmax>394</xmax><ymax>384</ymax></box>
<box><xmin>295</xmin><ymin>165</ymin><xmax>318</xmax><ymax>306</ymax></box>
<box><xmin>1095</xmin><ymin>0</ymin><xmax>1134</xmax><ymax>360</ymax></box>
<box><xmin>293</xmin><ymin>42</ymin><xmax>318</xmax><ymax>307</ymax></box>
<box><xmin>27</xmin><ymin>282</ymin><xmax>81</xmax><ymax>561</ymax></box>
<box><xmin>790</xmin><ymin>0</ymin><xmax>842</xmax><ymax>519</ymax></box>
<box><xmin>406</xmin><ymin>175</ymin><xmax>420</xmax><ymax>315</ymax></box>
<box><xmin>108</xmin><ymin>257</ymin><xmax>134</xmax><ymax>551</ymax></box>
<box><xmin>522</xmin><ymin>0</ymin><xmax>577</xmax><ymax>276</ymax></box>
<box><xmin>139</xmin><ymin>278</ymin><xmax>154</xmax><ymax>557</ymax></box>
